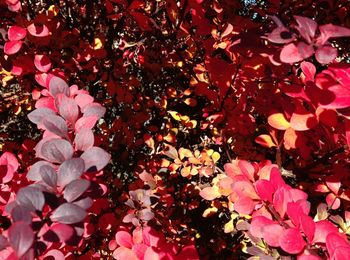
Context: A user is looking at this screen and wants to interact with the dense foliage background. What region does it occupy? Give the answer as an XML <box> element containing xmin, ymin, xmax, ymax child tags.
<box><xmin>1</xmin><ymin>0</ymin><xmax>350</xmax><ymax>259</ymax></box>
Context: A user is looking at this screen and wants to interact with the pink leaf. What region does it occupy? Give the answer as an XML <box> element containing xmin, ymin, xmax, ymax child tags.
<box><xmin>293</xmin><ymin>16</ymin><xmax>317</xmax><ymax>43</ymax></box>
<box><xmin>262</xmin><ymin>223</ymin><xmax>284</xmax><ymax>247</ymax></box>
<box><xmin>42</xmin><ymin>249</ymin><xmax>65</xmax><ymax>260</ymax></box>
<box><xmin>0</xmin><ymin>152</ymin><xmax>19</xmax><ymax>183</ymax></box>
<box><xmin>8</xmin><ymin>222</ymin><xmax>34</xmax><ymax>258</ymax></box>
<box><xmin>51</xmin><ymin>203</ymin><xmax>86</xmax><ymax>224</ymax></box>
<box><xmin>57</xmin><ymin>95</ymin><xmax>79</xmax><ymax>124</ymax></box>
<box><xmin>74</xmin><ymin>115</ymin><xmax>99</xmax><ymax>132</ymax></box>
<box><xmin>38</xmin><ymin>138</ymin><xmax>73</xmax><ymax>163</ymax></box>
<box><xmin>315</xmin><ymin>46</ymin><xmax>338</xmax><ymax>64</ymax></box>
<box><xmin>57</xmin><ymin>158</ymin><xmax>85</xmax><ymax>187</ymax></box>
<box><xmin>48</xmin><ymin>223</ymin><xmax>74</xmax><ymax>242</ymax></box>
<box><xmin>255</xmin><ymin>179</ymin><xmax>274</xmax><ymax>202</ymax></box>
<box><xmin>234</xmin><ymin>196</ymin><xmax>255</xmax><ymax>215</ymax></box>
<box><xmin>27</xmin><ymin>23</ymin><xmax>50</xmax><ymax>37</ymax></box>
<box><xmin>49</xmin><ymin>76</ymin><xmax>70</xmax><ymax>97</ymax></box>
<box><xmin>300</xmin><ymin>61</ymin><xmax>316</xmax><ymax>82</ymax></box>
<box><xmin>81</xmin><ymin>146</ymin><xmax>111</xmax><ymax>172</ymax></box>
<box><xmin>313</xmin><ymin>220</ymin><xmax>339</xmax><ymax>244</ymax></box>
<box><xmin>42</xmin><ymin>115</ymin><xmax>68</xmax><ymax>138</ymax></box>
<box><xmin>28</xmin><ymin>107</ymin><xmax>56</xmax><ymax>125</ymax></box>
<box><xmin>63</xmin><ymin>179</ymin><xmax>90</xmax><ymax>202</ymax></box>
<box><xmin>75</xmin><ymin>93</ymin><xmax>94</xmax><ymax>109</ymax></box>
<box><xmin>279</xmin><ymin>228</ymin><xmax>306</xmax><ymax>254</ymax></box>
<box><xmin>250</xmin><ymin>216</ymin><xmax>275</xmax><ymax>237</ymax></box>
<box><xmin>26</xmin><ymin>161</ymin><xmax>55</xmax><ymax>182</ymax></box>
<box><xmin>115</xmin><ymin>231</ymin><xmax>133</xmax><ymax>248</ymax></box>
<box><xmin>280</xmin><ymin>42</ymin><xmax>314</xmax><ymax>64</ymax></box>
<box><xmin>34</xmin><ymin>54</ymin><xmax>52</xmax><ymax>72</ymax></box>
<box><xmin>8</xmin><ymin>25</ymin><xmax>26</xmax><ymax>41</ymax></box>
<box><xmin>17</xmin><ymin>187</ymin><xmax>45</xmax><ymax>212</ymax></box>
<box><xmin>112</xmin><ymin>246</ymin><xmax>138</xmax><ymax>260</ymax></box>
<box><xmin>74</xmin><ymin>128</ymin><xmax>94</xmax><ymax>151</ymax></box>
<box><xmin>318</xmin><ymin>24</ymin><xmax>350</xmax><ymax>45</ymax></box>
<box><xmin>4</xmin><ymin>40</ymin><xmax>23</xmax><ymax>55</ymax></box>
<box><xmin>326</xmin><ymin>232</ymin><xmax>350</xmax><ymax>256</ymax></box>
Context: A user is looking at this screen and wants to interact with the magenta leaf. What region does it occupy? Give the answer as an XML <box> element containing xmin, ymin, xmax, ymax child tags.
<box><xmin>8</xmin><ymin>221</ymin><xmax>34</xmax><ymax>258</ymax></box>
<box><xmin>279</xmin><ymin>228</ymin><xmax>306</xmax><ymax>254</ymax></box>
<box><xmin>8</xmin><ymin>25</ymin><xmax>26</xmax><ymax>41</ymax></box>
<box><xmin>17</xmin><ymin>186</ymin><xmax>45</xmax><ymax>212</ymax></box>
<box><xmin>42</xmin><ymin>115</ymin><xmax>68</xmax><ymax>138</ymax></box>
<box><xmin>300</xmin><ymin>61</ymin><xmax>316</xmax><ymax>81</ymax></box>
<box><xmin>254</xmin><ymin>179</ymin><xmax>274</xmax><ymax>202</ymax></box>
<box><xmin>40</xmin><ymin>138</ymin><xmax>73</xmax><ymax>163</ymax></box>
<box><xmin>49</xmin><ymin>76</ymin><xmax>70</xmax><ymax>97</ymax></box>
<box><xmin>57</xmin><ymin>158</ymin><xmax>85</xmax><ymax>187</ymax></box>
<box><xmin>74</xmin><ymin>128</ymin><xmax>94</xmax><ymax>151</ymax></box>
<box><xmin>63</xmin><ymin>179</ymin><xmax>90</xmax><ymax>202</ymax></box>
<box><xmin>28</xmin><ymin>107</ymin><xmax>56</xmax><ymax>125</ymax></box>
<box><xmin>81</xmin><ymin>146</ymin><xmax>111</xmax><ymax>172</ymax></box>
<box><xmin>50</xmin><ymin>203</ymin><xmax>87</xmax><ymax>224</ymax></box>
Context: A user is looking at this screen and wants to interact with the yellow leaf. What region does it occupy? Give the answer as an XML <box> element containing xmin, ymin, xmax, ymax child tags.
<box><xmin>93</xmin><ymin>38</ymin><xmax>103</xmax><ymax>50</ymax></box>
<box><xmin>212</xmin><ymin>151</ymin><xmax>220</xmax><ymax>163</ymax></box>
<box><xmin>168</xmin><ymin>111</ymin><xmax>181</xmax><ymax>121</ymax></box>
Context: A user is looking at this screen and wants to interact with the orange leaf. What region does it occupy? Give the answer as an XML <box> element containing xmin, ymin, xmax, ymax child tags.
<box><xmin>268</xmin><ymin>113</ymin><xmax>290</xmax><ymax>130</ymax></box>
<box><xmin>255</xmin><ymin>134</ymin><xmax>277</xmax><ymax>148</ymax></box>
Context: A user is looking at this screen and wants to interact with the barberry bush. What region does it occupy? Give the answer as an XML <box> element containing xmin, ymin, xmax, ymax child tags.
<box><xmin>1</xmin><ymin>0</ymin><xmax>350</xmax><ymax>259</ymax></box>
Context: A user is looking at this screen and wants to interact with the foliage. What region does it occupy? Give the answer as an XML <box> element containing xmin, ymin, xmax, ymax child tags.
<box><xmin>1</xmin><ymin>0</ymin><xmax>350</xmax><ymax>259</ymax></box>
